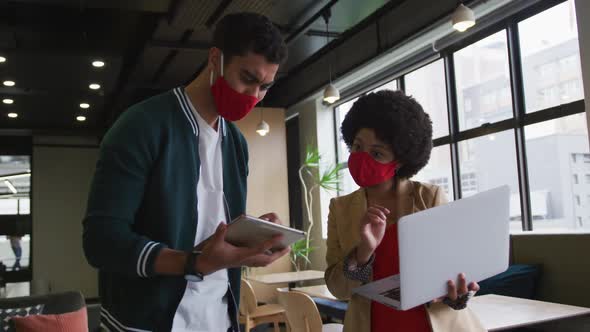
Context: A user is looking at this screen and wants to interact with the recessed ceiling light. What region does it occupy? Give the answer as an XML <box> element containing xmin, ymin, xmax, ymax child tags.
<box><xmin>0</xmin><ymin>56</ymin><xmax>5</xmax><ymax>63</ymax></box>
<box><xmin>7</xmin><ymin>113</ymin><xmax>18</xmax><ymax>118</ymax></box>
<box><xmin>79</xmin><ymin>103</ymin><xmax>90</xmax><ymax>109</ymax></box>
<box><xmin>2</xmin><ymin>99</ymin><xmax>13</xmax><ymax>104</ymax></box>
<box><xmin>3</xmin><ymin>81</ymin><xmax>15</xmax><ymax>87</ymax></box>
<box><xmin>89</xmin><ymin>83</ymin><xmax>101</xmax><ymax>90</ymax></box>
<box><xmin>92</xmin><ymin>60</ymin><xmax>105</xmax><ymax>68</ymax></box>
<box><xmin>76</xmin><ymin>115</ymin><xmax>86</xmax><ymax>122</ymax></box>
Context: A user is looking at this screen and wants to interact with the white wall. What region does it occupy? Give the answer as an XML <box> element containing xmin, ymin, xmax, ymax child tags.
<box><xmin>32</xmin><ymin>145</ymin><xmax>99</xmax><ymax>297</ymax></box>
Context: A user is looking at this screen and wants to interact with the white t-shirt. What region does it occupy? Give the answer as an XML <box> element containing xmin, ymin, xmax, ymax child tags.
<box><xmin>171</xmin><ymin>92</ymin><xmax>231</xmax><ymax>332</ymax></box>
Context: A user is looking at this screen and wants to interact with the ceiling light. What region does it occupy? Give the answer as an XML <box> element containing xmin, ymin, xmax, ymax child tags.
<box><xmin>256</xmin><ymin>120</ymin><xmax>270</xmax><ymax>136</ymax></box>
<box><xmin>89</xmin><ymin>83</ymin><xmax>101</xmax><ymax>90</ymax></box>
<box><xmin>321</xmin><ymin>9</ymin><xmax>340</xmax><ymax>104</ymax></box>
<box><xmin>2</xmin><ymin>99</ymin><xmax>13</xmax><ymax>104</ymax></box>
<box><xmin>256</xmin><ymin>109</ymin><xmax>270</xmax><ymax>136</ymax></box>
<box><xmin>452</xmin><ymin>3</ymin><xmax>476</xmax><ymax>32</ymax></box>
<box><xmin>323</xmin><ymin>84</ymin><xmax>340</xmax><ymax>104</ymax></box>
<box><xmin>79</xmin><ymin>103</ymin><xmax>90</xmax><ymax>109</ymax></box>
<box><xmin>4</xmin><ymin>180</ymin><xmax>17</xmax><ymax>194</ymax></box>
<box><xmin>92</xmin><ymin>60</ymin><xmax>105</xmax><ymax>68</ymax></box>
<box><xmin>7</xmin><ymin>112</ymin><xmax>18</xmax><ymax>119</ymax></box>
<box><xmin>3</xmin><ymin>81</ymin><xmax>15</xmax><ymax>87</ymax></box>
<box><xmin>0</xmin><ymin>56</ymin><xmax>5</xmax><ymax>63</ymax></box>
<box><xmin>76</xmin><ymin>115</ymin><xmax>86</xmax><ymax>122</ymax></box>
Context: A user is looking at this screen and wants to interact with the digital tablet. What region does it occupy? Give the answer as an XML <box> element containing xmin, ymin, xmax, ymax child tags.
<box><xmin>225</xmin><ymin>215</ymin><xmax>306</xmax><ymax>252</ymax></box>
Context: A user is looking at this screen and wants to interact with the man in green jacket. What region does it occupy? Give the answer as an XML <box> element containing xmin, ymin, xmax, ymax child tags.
<box><xmin>83</xmin><ymin>12</ymin><xmax>289</xmax><ymax>332</ymax></box>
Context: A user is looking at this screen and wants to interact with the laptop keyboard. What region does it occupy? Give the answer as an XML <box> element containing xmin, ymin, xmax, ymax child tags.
<box><xmin>380</xmin><ymin>287</ymin><xmax>401</xmax><ymax>301</ymax></box>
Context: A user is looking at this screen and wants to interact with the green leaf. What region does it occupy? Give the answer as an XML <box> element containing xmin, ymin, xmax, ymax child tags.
<box><xmin>290</xmin><ymin>239</ymin><xmax>317</xmax><ymax>265</ymax></box>
<box><xmin>318</xmin><ymin>163</ymin><xmax>343</xmax><ymax>191</ymax></box>
<box><xmin>304</xmin><ymin>145</ymin><xmax>321</xmax><ymax>167</ymax></box>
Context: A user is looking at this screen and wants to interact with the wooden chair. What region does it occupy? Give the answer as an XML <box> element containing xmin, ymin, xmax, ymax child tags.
<box><xmin>277</xmin><ymin>289</ymin><xmax>343</xmax><ymax>332</ymax></box>
<box><xmin>240</xmin><ymin>279</ymin><xmax>289</xmax><ymax>332</ymax></box>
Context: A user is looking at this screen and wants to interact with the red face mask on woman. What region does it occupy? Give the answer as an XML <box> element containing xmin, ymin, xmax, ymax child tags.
<box><xmin>210</xmin><ymin>53</ymin><xmax>259</xmax><ymax>121</ymax></box>
<box><xmin>348</xmin><ymin>151</ymin><xmax>398</xmax><ymax>187</ymax></box>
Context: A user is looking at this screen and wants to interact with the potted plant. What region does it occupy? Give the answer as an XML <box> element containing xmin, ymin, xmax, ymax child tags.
<box><xmin>290</xmin><ymin>145</ymin><xmax>342</xmax><ymax>271</ymax></box>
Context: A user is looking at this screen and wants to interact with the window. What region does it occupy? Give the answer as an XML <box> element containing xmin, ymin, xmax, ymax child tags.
<box><xmin>331</xmin><ymin>0</ymin><xmax>585</xmax><ymax>233</ymax></box>
<box><xmin>335</xmin><ymin>97</ymin><xmax>359</xmax><ymax>196</ymax></box>
<box><xmin>370</xmin><ymin>80</ymin><xmax>398</xmax><ymax>94</ymax></box>
<box><xmin>519</xmin><ymin>0</ymin><xmax>584</xmax><ymax>112</ymax></box>
<box><xmin>335</xmin><ymin>97</ymin><xmax>359</xmax><ymax>166</ymax></box>
<box><xmin>337</xmin><ymin>168</ymin><xmax>359</xmax><ymax>196</ymax></box>
<box><xmin>526</xmin><ymin>113</ymin><xmax>590</xmax><ymax>231</ymax></box>
<box><xmin>455</xmin><ymin>31</ymin><xmax>512</xmax><ymax>130</ymax></box>
<box><xmin>414</xmin><ymin>145</ymin><xmax>454</xmax><ymax>200</ymax></box>
<box><xmin>430</xmin><ymin>177</ymin><xmax>450</xmax><ymax>193</ymax></box>
<box><xmin>458</xmin><ymin>131</ymin><xmax>521</xmax><ymax>231</ymax></box>
<box><xmin>405</xmin><ymin>59</ymin><xmax>449</xmax><ymax>139</ymax></box>
<box><xmin>0</xmin><ymin>156</ymin><xmax>32</xmax><ymax>276</ymax></box>
<box><xmin>464</xmin><ymin>99</ymin><xmax>472</xmax><ymax>113</ymax></box>
<box><xmin>460</xmin><ymin>172</ymin><xmax>478</xmax><ymax>195</ymax></box>
<box><xmin>0</xmin><ymin>156</ymin><xmax>31</xmax><ymax>215</ymax></box>
<box><xmin>538</xmin><ymin>62</ymin><xmax>554</xmax><ymax>77</ymax></box>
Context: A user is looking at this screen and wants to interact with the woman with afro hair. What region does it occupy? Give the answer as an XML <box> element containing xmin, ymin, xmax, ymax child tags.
<box><xmin>324</xmin><ymin>90</ymin><xmax>485</xmax><ymax>332</ymax></box>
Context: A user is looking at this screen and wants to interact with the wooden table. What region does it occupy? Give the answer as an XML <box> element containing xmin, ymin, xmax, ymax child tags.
<box><xmin>292</xmin><ymin>287</ymin><xmax>590</xmax><ymax>330</ymax></box>
<box><xmin>247</xmin><ymin>270</ymin><xmax>325</xmax><ymax>289</ymax></box>
<box><xmin>470</xmin><ymin>294</ymin><xmax>590</xmax><ymax>331</ymax></box>
<box><xmin>292</xmin><ymin>285</ymin><xmax>341</xmax><ymax>301</ymax></box>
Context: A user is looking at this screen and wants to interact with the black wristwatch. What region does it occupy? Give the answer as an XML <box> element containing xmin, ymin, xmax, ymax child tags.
<box><xmin>184</xmin><ymin>251</ymin><xmax>204</xmax><ymax>282</ymax></box>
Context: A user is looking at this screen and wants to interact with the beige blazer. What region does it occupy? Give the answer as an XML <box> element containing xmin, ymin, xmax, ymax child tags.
<box><xmin>324</xmin><ymin>178</ymin><xmax>486</xmax><ymax>332</ymax></box>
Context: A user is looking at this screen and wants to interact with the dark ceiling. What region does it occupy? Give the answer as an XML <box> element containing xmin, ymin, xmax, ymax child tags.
<box><xmin>0</xmin><ymin>0</ymin><xmax>467</xmax><ymax>136</ymax></box>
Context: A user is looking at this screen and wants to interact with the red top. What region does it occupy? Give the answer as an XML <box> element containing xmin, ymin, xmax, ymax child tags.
<box><xmin>371</xmin><ymin>222</ymin><xmax>431</xmax><ymax>332</ymax></box>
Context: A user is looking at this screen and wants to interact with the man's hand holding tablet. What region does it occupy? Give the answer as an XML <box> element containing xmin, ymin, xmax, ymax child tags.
<box><xmin>225</xmin><ymin>213</ymin><xmax>306</xmax><ymax>253</ymax></box>
<box><xmin>193</xmin><ymin>213</ymin><xmax>303</xmax><ymax>275</ymax></box>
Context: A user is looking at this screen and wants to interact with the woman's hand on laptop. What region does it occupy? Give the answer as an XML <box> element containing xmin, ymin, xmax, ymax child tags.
<box><xmin>357</xmin><ymin>205</ymin><xmax>390</xmax><ymax>265</ymax></box>
<box><xmin>432</xmin><ymin>273</ymin><xmax>480</xmax><ymax>309</ymax></box>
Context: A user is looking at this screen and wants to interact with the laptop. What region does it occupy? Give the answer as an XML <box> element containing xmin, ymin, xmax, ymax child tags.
<box><xmin>352</xmin><ymin>185</ymin><xmax>510</xmax><ymax>310</ymax></box>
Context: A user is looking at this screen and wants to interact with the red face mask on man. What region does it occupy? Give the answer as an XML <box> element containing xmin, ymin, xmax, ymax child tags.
<box><xmin>210</xmin><ymin>53</ymin><xmax>259</xmax><ymax>121</ymax></box>
<box><xmin>348</xmin><ymin>151</ymin><xmax>398</xmax><ymax>187</ymax></box>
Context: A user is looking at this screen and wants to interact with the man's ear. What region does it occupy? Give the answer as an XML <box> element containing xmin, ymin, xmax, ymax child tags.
<box><xmin>208</xmin><ymin>47</ymin><xmax>222</xmax><ymax>72</ymax></box>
